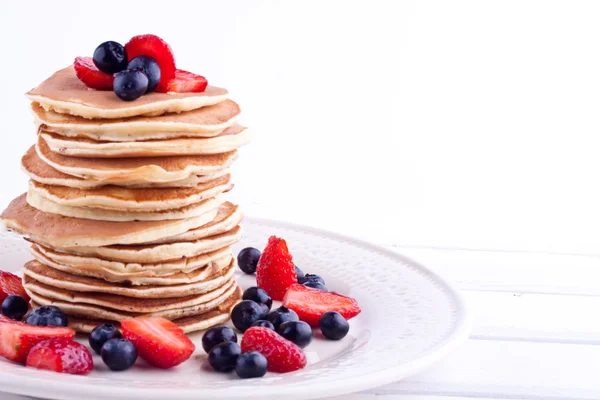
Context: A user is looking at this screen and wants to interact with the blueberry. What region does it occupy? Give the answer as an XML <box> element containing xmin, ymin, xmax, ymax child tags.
<box><xmin>299</xmin><ymin>274</ymin><xmax>325</xmax><ymax>285</ymax></box>
<box><xmin>242</xmin><ymin>287</ymin><xmax>272</xmax><ymax>310</ymax></box>
<box><xmin>127</xmin><ymin>56</ymin><xmax>161</xmax><ymax>93</ymax></box>
<box><xmin>202</xmin><ymin>325</ymin><xmax>237</xmax><ymax>353</ymax></box>
<box><xmin>208</xmin><ymin>341</ymin><xmax>241</xmax><ymax>372</ymax></box>
<box><xmin>93</xmin><ymin>41</ymin><xmax>128</xmax><ymax>74</ymax></box>
<box><xmin>319</xmin><ymin>311</ymin><xmax>350</xmax><ymax>340</ymax></box>
<box><xmin>101</xmin><ymin>338</ymin><xmax>138</xmax><ymax>371</ymax></box>
<box><xmin>25</xmin><ymin>305</ymin><xmax>68</xmax><ymax>327</ymax></box>
<box><xmin>295</xmin><ymin>265</ymin><xmax>305</xmax><ymax>279</ymax></box>
<box><xmin>251</xmin><ymin>320</ymin><xmax>275</xmax><ymax>330</ymax></box>
<box><xmin>303</xmin><ymin>281</ymin><xmax>328</xmax><ymax>291</ymax></box>
<box><xmin>231</xmin><ymin>300</ymin><xmax>263</xmax><ymax>332</ymax></box>
<box><xmin>237</xmin><ymin>247</ymin><xmax>261</xmax><ymax>274</ymax></box>
<box><xmin>89</xmin><ymin>324</ymin><xmax>122</xmax><ymax>354</ymax></box>
<box><xmin>1</xmin><ymin>295</ymin><xmax>28</xmax><ymax>321</ymax></box>
<box><xmin>266</xmin><ymin>306</ymin><xmax>299</xmax><ymax>331</ymax></box>
<box><xmin>113</xmin><ymin>70</ymin><xmax>149</xmax><ymax>101</ymax></box>
<box><xmin>235</xmin><ymin>351</ymin><xmax>268</xmax><ymax>379</ymax></box>
<box><xmin>278</xmin><ymin>321</ymin><xmax>313</xmax><ymax>348</ymax></box>
<box><xmin>258</xmin><ymin>303</ymin><xmax>270</xmax><ymax>319</ymax></box>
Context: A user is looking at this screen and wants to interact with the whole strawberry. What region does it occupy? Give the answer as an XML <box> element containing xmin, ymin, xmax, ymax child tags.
<box><xmin>241</xmin><ymin>327</ymin><xmax>306</xmax><ymax>373</ymax></box>
<box><xmin>256</xmin><ymin>236</ymin><xmax>297</xmax><ymax>301</ymax></box>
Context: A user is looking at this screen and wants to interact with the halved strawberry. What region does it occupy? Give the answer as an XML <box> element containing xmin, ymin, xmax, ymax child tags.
<box><xmin>256</xmin><ymin>236</ymin><xmax>297</xmax><ymax>301</ymax></box>
<box><xmin>73</xmin><ymin>57</ymin><xmax>114</xmax><ymax>90</ymax></box>
<box><xmin>125</xmin><ymin>34</ymin><xmax>176</xmax><ymax>92</ymax></box>
<box><xmin>0</xmin><ymin>321</ymin><xmax>75</xmax><ymax>362</ymax></box>
<box><xmin>121</xmin><ymin>317</ymin><xmax>195</xmax><ymax>369</ymax></box>
<box><xmin>26</xmin><ymin>339</ymin><xmax>93</xmax><ymax>375</ymax></box>
<box><xmin>0</xmin><ymin>271</ymin><xmax>30</xmax><ymax>302</ymax></box>
<box><xmin>283</xmin><ymin>284</ymin><xmax>361</xmax><ymax>327</ymax></box>
<box><xmin>241</xmin><ymin>327</ymin><xmax>306</xmax><ymax>373</ymax></box>
<box><xmin>165</xmin><ymin>70</ymin><xmax>208</xmax><ymax>93</ymax></box>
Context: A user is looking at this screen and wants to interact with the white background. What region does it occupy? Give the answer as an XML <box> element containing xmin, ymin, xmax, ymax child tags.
<box><xmin>1</xmin><ymin>0</ymin><xmax>600</xmax><ymax>254</ymax></box>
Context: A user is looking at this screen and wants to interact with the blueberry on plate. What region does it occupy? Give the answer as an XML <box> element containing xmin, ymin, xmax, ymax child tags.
<box><xmin>278</xmin><ymin>321</ymin><xmax>313</xmax><ymax>348</ymax></box>
<box><xmin>295</xmin><ymin>265</ymin><xmax>305</xmax><ymax>279</ymax></box>
<box><xmin>113</xmin><ymin>69</ymin><xmax>149</xmax><ymax>101</ymax></box>
<box><xmin>303</xmin><ymin>281</ymin><xmax>328</xmax><ymax>292</ymax></box>
<box><xmin>266</xmin><ymin>306</ymin><xmax>299</xmax><ymax>331</ymax></box>
<box><xmin>208</xmin><ymin>341</ymin><xmax>241</xmax><ymax>372</ymax></box>
<box><xmin>299</xmin><ymin>274</ymin><xmax>325</xmax><ymax>285</ymax></box>
<box><xmin>235</xmin><ymin>351</ymin><xmax>268</xmax><ymax>379</ymax></box>
<box><xmin>101</xmin><ymin>338</ymin><xmax>138</xmax><ymax>371</ymax></box>
<box><xmin>251</xmin><ymin>320</ymin><xmax>275</xmax><ymax>330</ymax></box>
<box><xmin>93</xmin><ymin>41</ymin><xmax>128</xmax><ymax>74</ymax></box>
<box><xmin>258</xmin><ymin>303</ymin><xmax>270</xmax><ymax>319</ymax></box>
<box><xmin>237</xmin><ymin>247</ymin><xmax>261</xmax><ymax>275</ymax></box>
<box><xmin>242</xmin><ymin>287</ymin><xmax>273</xmax><ymax>310</ymax></box>
<box><xmin>127</xmin><ymin>56</ymin><xmax>161</xmax><ymax>93</ymax></box>
<box><xmin>25</xmin><ymin>305</ymin><xmax>68</xmax><ymax>327</ymax></box>
<box><xmin>231</xmin><ymin>300</ymin><xmax>264</xmax><ymax>332</ymax></box>
<box><xmin>1</xmin><ymin>295</ymin><xmax>28</xmax><ymax>321</ymax></box>
<box><xmin>319</xmin><ymin>311</ymin><xmax>350</xmax><ymax>340</ymax></box>
<box><xmin>89</xmin><ymin>323</ymin><xmax>122</xmax><ymax>354</ymax></box>
<box><xmin>202</xmin><ymin>325</ymin><xmax>237</xmax><ymax>353</ymax></box>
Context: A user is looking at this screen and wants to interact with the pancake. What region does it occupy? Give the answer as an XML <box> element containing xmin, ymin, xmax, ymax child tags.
<box><xmin>29</xmin><ymin>174</ymin><xmax>232</xmax><ymax>212</ymax></box>
<box><xmin>26</xmin><ymin>190</ymin><xmax>225</xmax><ymax>222</ymax></box>
<box><xmin>22</xmin><ymin>145</ymin><xmax>230</xmax><ymax>189</ymax></box>
<box><xmin>26</xmin><ymin>66</ymin><xmax>229</xmax><ymax>119</ymax></box>
<box><xmin>32</xmin><ymin>99</ymin><xmax>241</xmax><ymax>141</ymax></box>
<box><xmin>1</xmin><ymin>194</ymin><xmax>234</xmax><ymax>247</ymax></box>
<box><xmin>40</xmin><ymin>125</ymin><xmax>251</xmax><ymax>158</ymax></box>
<box><xmin>36</xmin><ymin>136</ymin><xmax>237</xmax><ymax>183</ymax></box>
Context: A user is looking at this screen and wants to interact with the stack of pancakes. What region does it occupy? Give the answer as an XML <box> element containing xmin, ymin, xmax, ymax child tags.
<box><xmin>0</xmin><ymin>66</ymin><xmax>250</xmax><ymax>333</ymax></box>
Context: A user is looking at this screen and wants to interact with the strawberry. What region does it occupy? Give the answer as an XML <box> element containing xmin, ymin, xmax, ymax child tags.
<box><xmin>121</xmin><ymin>317</ymin><xmax>195</xmax><ymax>369</ymax></box>
<box><xmin>256</xmin><ymin>236</ymin><xmax>297</xmax><ymax>301</ymax></box>
<box><xmin>164</xmin><ymin>70</ymin><xmax>208</xmax><ymax>93</ymax></box>
<box><xmin>0</xmin><ymin>271</ymin><xmax>29</xmax><ymax>303</ymax></box>
<box><xmin>241</xmin><ymin>327</ymin><xmax>306</xmax><ymax>373</ymax></box>
<box><xmin>282</xmin><ymin>284</ymin><xmax>361</xmax><ymax>327</ymax></box>
<box><xmin>0</xmin><ymin>321</ymin><xmax>75</xmax><ymax>362</ymax></box>
<box><xmin>26</xmin><ymin>339</ymin><xmax>93</xmax><ymax>375</ymax></box>
<box><xmin>73</xmin><ymin>57</ymin><xmax>114</xmax><ymax>90</ymax></box>
<box><xmin>125</xmin><ymin>34</ymin><xmax>176</xmax><ymax>92</ymax></box>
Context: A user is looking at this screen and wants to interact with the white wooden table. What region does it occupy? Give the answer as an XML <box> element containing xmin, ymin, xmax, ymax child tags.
<box><xmin>3</xmin><ymin>246</ymin><xmax>599</xmax><ymax>400</ymax></box>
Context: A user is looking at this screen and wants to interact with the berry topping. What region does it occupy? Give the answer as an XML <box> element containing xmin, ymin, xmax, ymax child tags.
<box><xmin>277</xmin><ymin>321</ymin><xmax>313</xmax><ymax>348</ymax></box>
<box><xmin>201</xmin><ymin>325</ymin><xmax>237</xmax><ymax>353</ymax></box>
<box><xmin>121</xmin><ymin>317</ymin><xmax>195</xmax><ymax>369</ymax></box>
<box><xmin>74</xmin><ymin>56</ymin><xmax>114</xmax><ymax>90</ymax></box>
<box><xmin>93</xmin><ymin>41</ymin><xmax>128</xmax><ymax>74</ymax></box>
<box><xmin>303</xmin><ymin>281</ymin><xmax>328</xmax><ymax>292</ymax></box>
<box><xmin>0</xmin><ymin>320</ymin><xmax>75</xmax><ymax>362</ymax></box>
<box><xmin>258</xmin><ymin>303</ymin><xmax>270</xmax><ymax>319</ymax></box>
<box><xmin>298</xmin><ymin>273</ymin><xmax>325</xmax><ymax>286</ymax></box>
<box><xmin>237</xmin><ymin>247</ymin><xmax>261</xmax><ymax>275</ymax></box>
<box><xmin>256</xmin><ymin>236</ymin><xmax>297</xmax><ymax>301</ymax></box>
<box><xmin>124</xmin><ymin>34</ymin><xmax>175</xmax><ymax>92</ymax></box>
<box><xmin>295</xmin><ymin>265</ymin><xmax>305</xmax><ymax>280</ymax></box>
<box><xmin>113</xmin><ymin>70</ymin><xmax>149</xmax><ymax>101</ymax></box>
<box><xmin>243</xmin><ymin>287</ymin><xmax>273</xmax><ymax>311</ymax></box>
<box><xmin>231</xmin><ymin>300</ymin><xmax>264</xmax><ymax>333</ymax></box>
<box><xmin>266</xmin><ymin>306</ymin><xmax>299</xmax><ymax>331</ymax></box>
<box><xmin>251</xmin><ymin>320</ymin><xmax>275</xmax><ymax>331</ymax></box>
<box><xmin>282</xmin><ymin>284</ymin><xmax>361</xmax><ymax>327</ymax></box>
<box><xmin>241</xmin><ymin>327</ymin><xmax>307</xmax><ymax>373</ymax></box>
<box><xmin>101</xmin><ymin>338</ymin><xmax>138</xmax><ymax>371</ymax></box>
<box><xmin>164</xmin><ymin>69</ymin><xmax>208</xmax><ymax>93</ymax></box>
<box><xmin>26</xmin><ymin>305</ymin><xmax>68</xmax><ymax>327</ymax></box>
<box><xmin>1</xmin><ymin>295</ymin><xmax>28</xmax><ymax>321</ymax></box>
<box><xmin>235</xmin><ymin>351</ymin><xmax>268</xmax><ymax>379</ymax></box>
<box><xmin>89</xmin><ymin>323</ymin><xmax>122</xmax><ymax>355</ymax></box>
<box><xmin>26</xmin><ymin>339</ymin><xmax>93</xmax><ymax>375</ymax></box>
<box><xmin>208</xmin><ymin>341</ymin><xmax>241</xmax><ymax>372</ymax></box>
<box><xmin>127</xmin><ymin>56</ymin><xmax>161</xmax><ymax>93</ymax></box>
<box><xmin>319</xmin><ymin>311</ymin><xmax>350</xmax><ymax>340</ymax></box>
<box><xmin>0</xmin><ymin>271</ymin><xmax>30</xmax><ymax>302</ymax></box>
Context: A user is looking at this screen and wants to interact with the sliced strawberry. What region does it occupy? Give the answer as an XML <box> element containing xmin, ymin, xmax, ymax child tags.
<box><xmin>0</xmin><ymin>271</ymin><xmax>29</xmax><ymax>302</ymax></box>
<box><xmin>26</xmin><ymin>339</ymin><xmax>93</xmax><ymax>375</ymax></box>
<box><xmin>241</xmin><ymin>327</ymin><xmax>306</xmax><ymax>373</ymax></box>
<box><xmin>121</xmin><ymin>317</ymin><xmax>195</xmax><ymax>369</ymax></box>
<box><xmin>73</xmin><ymin>57</ymin><xmax>114</xmax><ymax>90</ymax></box>
<box><xmin>256</xmin><ymin>236</ymin><xmax>297</xmax><ymax>301</ymax></box>
<box><xmin>0</xmin><ymin>321</ymin><xmax>75</xmax><ymax>362</ymax></box>
<box><xmin>125</xmin><ymin>34</ymin><xmax>176</xmax><ymax>92</ymax></box>
<box><xmin>283</xmin><ymin>284</ymin><xmax>361</xmax><ymax>327</ymax></box>
<box><xmin>165</xmin><ymin>70</ymin><xmax>208</xmax><ymax>93</ymax></box>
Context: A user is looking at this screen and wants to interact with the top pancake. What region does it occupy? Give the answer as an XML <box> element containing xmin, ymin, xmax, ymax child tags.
<box><xmin>26</xmin><ymin>67</ymin><xmax>229</xmax><ymax>119</ymax></box>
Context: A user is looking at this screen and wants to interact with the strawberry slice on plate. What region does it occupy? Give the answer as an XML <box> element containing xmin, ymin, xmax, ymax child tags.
<box><xmin>74</xmin><ymin>56</ymin><xmax>114</xmax><ymax>90</ymax></box>
<box><xmin>0</xmin><ymin>321</ymin><xmax>75</xmax><ymax>362</ymax></box>
<box><xmin>125</xmin><ymin>34</ymin><xmax>176</xmax><ymax>93</ymax></box>
<box><xmin>165</xmin><ymin>70</ymin><xmax>208</xmax><ymax>93</ymax></box>
<box><xmin>256</xmin><ymin>236</ymin><xmax>297</xmax><ymax>301</ymax></box>
<box><xmin>241</xmin><ymin>326</ymin><xmax>307</xmax><ymax>373</ymax></box>
<box><xmin>122</xmin><ymin>317</ymin><xmax>195</xmax><ymax>369</ymax></box>
<box><xmin>0</xmin><ymin>271</ymin><xmax>29</xmax><ymax>302</ymax></box>
<box><xmin>26</xmin><ymin>339</ymin><xmax>93</xmax><ymax>375</ymax></box>
<box><xmin>283</xmin><ymin>284</ymin><xmax>361</xmax><ymax>327</ymax></box>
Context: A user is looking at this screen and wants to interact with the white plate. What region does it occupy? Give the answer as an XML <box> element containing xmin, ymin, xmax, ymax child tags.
<box><xmin>0</xmin><ymin>218</ymin><xmax>471</xmax><ymax>400</ymax></box>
